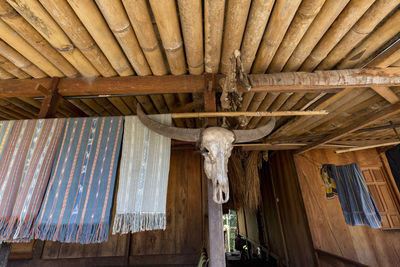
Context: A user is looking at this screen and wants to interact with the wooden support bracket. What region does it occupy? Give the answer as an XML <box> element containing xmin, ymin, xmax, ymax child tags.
<box><xmin>37</xmin><ymin>78</ymin><xmax>61</xmax><ymax>119</ymax></box>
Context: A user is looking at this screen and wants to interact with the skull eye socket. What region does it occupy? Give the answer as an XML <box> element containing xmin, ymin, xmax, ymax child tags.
<box><xmin>201</xmin><ymin>148</ymin><xmax>209</xmax><ymax>157</ymax></box>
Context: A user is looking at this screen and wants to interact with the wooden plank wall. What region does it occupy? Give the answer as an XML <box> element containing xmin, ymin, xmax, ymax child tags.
<box><xmin>259</xmin><ymin>160</ymin><xmax>286</xmax><ymax>261</ymax></box>
<box><xmin>294</xmin><ymin>148</ymin><xmax>400</xmax><ymax>266</ymax></box>
<box><xmin>8</xmin><ymin>148</ymin><xmax>203</xmax><ymax>267</ymax></box>
<box><xmin>268</xmin><ymin>151</ymin><xmax>318</xmax><ymax>266</ymax></box>
<box><xmin>237</xmin><ymin>207</ymin><xmax>260</xmax><ymax>245</ymax></box>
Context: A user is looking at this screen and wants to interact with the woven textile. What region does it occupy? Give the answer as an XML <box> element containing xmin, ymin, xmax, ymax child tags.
<box><xmin>0</xmin><ymin>119</ymin><xmax>65</xmax><ymax>241</ymax></box>
<box><xmin>34</xmin><ymin>117</ymin><xmax>123</xmax><ymax>243</ymax></box>
<box><xmin>322</xmin><ymin>163</ymin><xmax>382</xmax><ymax>228</ymax></box>
<box><xmin>112</xmin><ymin>115</ymin><xmax>171</xmax><ymax>234</ymax></box>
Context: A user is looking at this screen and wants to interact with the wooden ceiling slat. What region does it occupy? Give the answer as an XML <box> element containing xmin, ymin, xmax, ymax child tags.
<box><xmin>0</xmin><ymin>99</ymin><xmax>35</xmax><ymax>118</ymax></box>
<box><xmin>94</xmin><ymin>98</ymin><xmax>122</xmax><ymax>116</ymax></box>
<box><xmin>148</xmin><ymin>95</ymin><xmax>169</xmax><ymax>114</ymax></box>
<box><xmin>8</xmin><ymin>0</ymin><xmax>99</xmax><ymax>77</ymax></box>
<box><xmin>122</xmin><ymin>0</ymin><xmax>167</xmax><ymax>76</ymax></box>
<box><xmin>120</xmin><ymin>96</ymin><xmax>137</xmax><ymax>115</ymax></box>
<box><xmin>0</xmin><ymin>66</ymin><xmax>14</xmax><ymax>79</ymax></box>
<box><xmin>204</xmin><ymin>0</ymin><xmax>225</xmax><ymax>74</ymax></box>
<box><xmin>0</xmin><ymin>20</ymin><xmax>63</xmax><ymax>77</ymax></box>
<box><xmin>220</xmin><ymin>0</ymin><xmax>251</xmax><ymax>74</ymax></box>
<box><xmin>252</xmin><ymin>0</ymin><xmax>301</xmax><ymax>74</ymax></box>
<box><xmin>67</xmin><ymin>99</ymin><xmax>97</xmax><ymax>117</ymax></box>
<box><xmin>96</xmin><ymin>0</ymin><xmax>151</xmax><ymax>76</ymax></box>
<box><xmin>0</xmin><ymin>55</ymin><xmax>30</xmax><ymax>79</ymax></box>
<box><xmin>149</xmin><ymin>0</ymin><xmax>186</xmax><ymax>75</ymax></box>
<box><xmin>241</xmin><ymin>0</ymin><xmax>274</xmax><ymax>73</ymax></box>
<box><xmin>0</xmin><ymin>40</ymin><xmax>46</xmax><ymax>78</ymax></box>
<box><xmin>38</xmin><ymin>0</ymin><xmax>114</xmax><ymax>77</ymax></box>
<box><xmin>339</xmin><ymin>9</ymin><xmax>400</xmax><ymax>69</ymax></box>
<box><xmin>253</xmin><ymin>92</ymin><xmax>291</xmax><ymax>129</ymax></box>
<box><xmin>318</xmin><ymin>0</ymin><xmax>399</xmax><ymax>70</ymax></box>
<box><xmin>80</xmin><ymin>99</ymin><xmax>110</xmax><ymax>116</ymax></box>
<box><xmin>301</xmin><ymin>0</ymin><xmax>375</xmax><ymax>72</ymax></box>
<box><xmin>296</xmin><ymin>102</ymin><xmax>400</xmax><ymax>153</ymax></box>
<box><xmin>370</xmin><ymin>86</ymin><xmax>400</xmax><ymax>104</ymax></box>
<box><xmin>3</xmin><ymin>98</ymin><xmax>39</xmax><ymax>116</ymax></box>
<box><xmin>67</xmin><ymin>0</ymin><xmax>134</xmax><ymax>77</ymax></box>
<box><xmin>283</xmin><ymin>0</ymin><xmax>350</xmax><ymax>72</ymax></box>
<box><xmin>178</xmin><ymin>0</ymin><xmax>203</xmax><ymax>75</ymax></box>
<box><xmin>268</xmin><ymin>0</ymin><xmax>326</xmax><ymax>73</ymax></box>
<box><xmin>0</xmin><ymin>0</ymin><xmax>78</xmax><ymax>77</ymax></box>
<box><xmin>135</xmin><ymin>95</ymin><xmax>157</xmax><ymax>115</ymax></box>
<box><xmin>107</xmin><ymin>97</ymin><xmax>133</xmax><ymax>116</ymax></box>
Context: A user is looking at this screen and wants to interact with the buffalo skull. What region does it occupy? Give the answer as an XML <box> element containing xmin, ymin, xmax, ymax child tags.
<box><xmin>137</xmin><ymin>105</ymin><xmax>275</xmax><ymax>204</ymax></box>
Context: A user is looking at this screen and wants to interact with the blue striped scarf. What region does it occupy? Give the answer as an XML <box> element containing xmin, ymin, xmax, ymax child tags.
<box><xmin>34</xmin><ymin>117</ymin><xmax>123</xmax><ymax>243</ymax></box>
<box><xmin>322</xmin><ymin>163</ymin><xmax>382</xmax><ymax>228</ymax></box>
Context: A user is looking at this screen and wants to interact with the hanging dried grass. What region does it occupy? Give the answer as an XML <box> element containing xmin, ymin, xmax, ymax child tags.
<box><xmin>227</xmin><ymin>150</ymin><xmax>262</xmax><ymax>211</ymax></box>
<box><xmin>245</xmin><ymin>151</ymin><xmax>262</xmax><ymax>211</ymax></box>
<box><xmin>227</xmin><ymin>150</ymin><xmax>244</xmax><ymax>210</ymax></box>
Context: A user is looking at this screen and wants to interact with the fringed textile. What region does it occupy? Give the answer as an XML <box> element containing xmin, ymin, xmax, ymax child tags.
<box><xmin>0</xmin><ymin>119</ymin><xmax>65</xmax><ymax>241</ymax></box>
<box><xmin>34</xmin><ymin>117</ymin><xmax>123</xmax><ymax>243</ymax></box>
<box><xmin>112</xmin><ymin>115</ymin><xmax>171</xmax><ymax>234</ymax></box>
<box><xmin>322</xmin><ymin>163</ymin><xmax>382</xmax><ymax>228</ymax></box>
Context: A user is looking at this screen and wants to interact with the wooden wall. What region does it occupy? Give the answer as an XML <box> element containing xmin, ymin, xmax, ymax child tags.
<box><xmin>266</xmin><ymin>151</ymin><xmax>318</xmax><ymax>266</ymax></box>
<box><xmin>8</xmin><ymin>148</ymin><xmax>203</xmax><ymax>267</ymax></box>
<box><xmin>294</xmin><ymin>148</ymin><xmax>400</xmax><ymax>266</ymax></box>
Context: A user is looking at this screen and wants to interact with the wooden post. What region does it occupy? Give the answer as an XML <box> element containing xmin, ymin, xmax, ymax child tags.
<box><xmin>0</xmin><ymin>243</ymin><xmax>11</xmax><ymax>267</ymax></box>
<box><xmin>204</xmin><ymin>76</ymin><xmax>226</xmax><ymax>267</ymax></box>
<box><xmin>37</xmin><ymin>78</ymin><xmax>61</xmax><ymax>119</ymax></box>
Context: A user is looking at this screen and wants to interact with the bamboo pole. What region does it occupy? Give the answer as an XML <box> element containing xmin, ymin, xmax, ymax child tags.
<box><xmin>170</xmin><ymin>110</ymin><xmax>327</xmax><ymax>119</ymax></box>
<box><xmin>0</xmin><ymin>20</ymin><xmax>63</xmax><ymax>77</ymax></box>
<box><xmin>338</xmin><ymin>9</ymin><xmax>400</xmax><ymax>69</ymax></box>
<box><xmin>38</xmin><ymin>0</ymin><xmax>115</xmax><ymax>77</ymax></box>
<box><xmin>149</xmin><ymin>0</ymin><xmax>186</xmax><ymax>75</ymax></box>
<box><xmin>336</xmin><ymin>141</ymin><xmax>400</xmax><ymax>154</ymax></box>
<box><xmin>178</xmin><ymin>0</ymin><xmax>203</xmax><ymax>75</ymax></box>
<box><xmin>0</xmin><ymin>40</ymin><xmax>46</xmax><ymax>78</ymax></box>
<box><xmin>67</xmin><ymin>0</ymin><xmax>134</xmax><ymax>76</ymax></box>
<box><xmin>7</xmin><ymin>0</ymin><xmax>99</xmax><ymax>77</ymax></box>
<box><xmin>0</xmin><ymin>0</ymin><xmax>77</xmax><ymax>77</ymax></box>
<box><xmin>95</xmin><ymin>0</ymin><xmax>151</xmax><ymax>76</ymax></box>
<box><xmin>0</xmin><ymin>55</ymin><xmax>30</xmax><ymax>79</ymax></box>
<box><xmin>220</xmin><ymin>0</ymin><xmax>251</xmax><ymax>74</ymax></box>
<box><xmin>301</xmin><ymin>0</ymin><xmax>376</xmax><ymax>71</ymax></box>
<box><xmin>268</xmin><ymin>0</ymin><xmax>326</xmax><ymax>73</ymax></box>
<box><xmin>122</xmin><ymin>0</ymin><xmax>167</xmax><ymax>76</ymax></box>
<box><xmin>318</xmin><ymin>0</ymin><xmax>399</xmax><ymax>70</ymax></box>
<box><xmin>251</xmin><ymin>0</ymin><xmax>301</xmax><ymax>74</ymax></box>
<box><xmin>283</xmin><ymin>0</ymin><xmax>350</xmax><ymax>72</ymax></box>
<box><xmin>0</xmin><ymin>66</ymin><xmax>13</xmax><ymax>79</ymax></box>
<box><xmin>204</xmin><ymin>0</ymin><xmax>225</xmax><ymax>73</ymax></box>
<box><xmin>241</xmin><ymin>0</ymin><xmax>274</xmax><ymax>73</ymax></box>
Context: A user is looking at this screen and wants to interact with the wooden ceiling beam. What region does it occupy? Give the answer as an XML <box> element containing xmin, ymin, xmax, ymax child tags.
<box><xmin>0</xmin><ymin>67</ymin><xmax>399</xmax><ymax>98</ymax></box>
<box><xmin>249</xmin><ymin>67</ymin><xmax>400</xmax><ymax>92</ymax></box>
<box><xmin>295</xmin><ymin>102</ymin><xmax>400</xmax><ymax>154</ymax></box>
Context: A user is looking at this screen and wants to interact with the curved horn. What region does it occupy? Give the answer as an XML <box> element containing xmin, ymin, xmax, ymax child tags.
<box><xmin>233</xmin><ymin>117</ymin><xmax>276</xmax><ymax>143</ymax></box>
<box><xmin>137</xmin><ymin>105</ymin><xmax>201</xmax><ymax>142</ymax></box>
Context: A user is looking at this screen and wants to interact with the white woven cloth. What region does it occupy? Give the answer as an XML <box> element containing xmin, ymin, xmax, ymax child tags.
<box><xmin>113</xmin><ymin>115</ymin><xmax>171</xmax><ymax>234</ymax></box>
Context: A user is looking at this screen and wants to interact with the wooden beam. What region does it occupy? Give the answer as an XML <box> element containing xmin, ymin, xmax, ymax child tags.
<box><xmin>37</xmin><ymin>78</ymin><xmax>61</xmax><ymax>118</ymax></box>
<box><xmin>296</xmin><ymin>102</ymin><xmax>400</xmax><ymax>154</ymax></box>
<box><xmin>171</xmin><ymin>110</ymin><xmax>328</xmax><ymax>118</ymax></box>
<box><xmin>249</xmin><ymin>67</ymin><xmax>400</xmax><ymax>92</ymax></box>
<box><xmin>58</xmin><ymin>75</ymin><xmax>206</xmax><ymax>96</ymax></box>
<box><xmin>370</xmin><ymin>86</ymin><xmax>399</xmax><ymax>104</ymax></box>
<box><xmin>0</xmin><ymin>68</ymin><xmax>399</xmax><ymax>98</ymax></box>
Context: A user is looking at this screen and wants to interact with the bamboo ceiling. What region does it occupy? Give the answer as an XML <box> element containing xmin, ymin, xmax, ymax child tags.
<box><xmin>0</xmin><ymin>0</ymin><xmax>400</xmax><ymax>149</ymax></box>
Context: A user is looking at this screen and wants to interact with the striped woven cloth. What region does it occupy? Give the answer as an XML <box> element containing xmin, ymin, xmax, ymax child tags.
<box><xmin>0</xmin><ymin>119</ymin><xmax>65</xmax><ymax>241</ymax></box>
<box><xmin>34</xmin><ymin>117</ymin><xmax>123</xmax><ymax>244</ymax></box>
<box><xmin>112</xmin><ymin>115</ymin><xmax>171</xmax><ymax>234</ymax></box>
<box><xmin>322</xmin><ymin>163</ymin><xmax>382</xmax><ymax>228</ymax></box>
